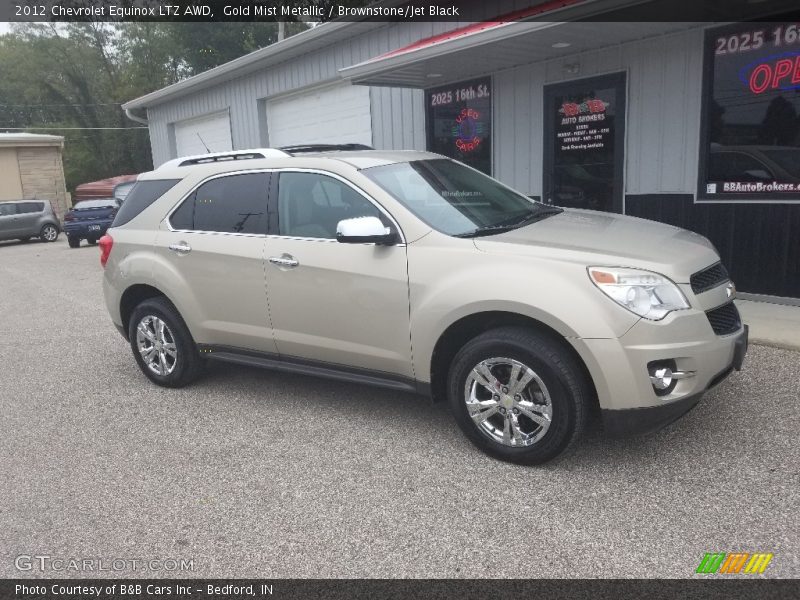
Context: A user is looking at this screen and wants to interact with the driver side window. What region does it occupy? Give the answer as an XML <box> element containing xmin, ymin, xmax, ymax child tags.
<box><xmin>277</xmin><ymin>172</ymin><xmax>381</xmax><ymax>239</ymax></box>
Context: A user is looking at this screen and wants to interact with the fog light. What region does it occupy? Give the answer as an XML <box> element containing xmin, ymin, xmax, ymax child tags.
<box><xmin>650</xmin><ymin>367</ymin><xmax>674</xmax><ymax>390</ymax></box>
<box><xmin>647</xmin><ymin>360</ymin><xmax>695</xmax><ymax>397</ymax></box>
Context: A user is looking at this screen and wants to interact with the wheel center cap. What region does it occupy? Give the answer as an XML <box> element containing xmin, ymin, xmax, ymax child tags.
<box><xmin>502</xmin><ymin>396</ymin><xmax>514</xmax><ymax>409</ymax></box>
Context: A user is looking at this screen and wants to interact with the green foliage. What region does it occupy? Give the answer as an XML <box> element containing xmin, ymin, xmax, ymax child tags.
<box><xmin>0</xmin><ymin>21</ymin><xmax>309</xmax><ymax>192</ymax></box>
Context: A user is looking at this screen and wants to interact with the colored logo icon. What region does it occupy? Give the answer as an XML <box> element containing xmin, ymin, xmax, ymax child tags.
<box><xmin>696</xmin><ymin>552</ymin><xmax>773</xmax><ymax>574</ymax></box>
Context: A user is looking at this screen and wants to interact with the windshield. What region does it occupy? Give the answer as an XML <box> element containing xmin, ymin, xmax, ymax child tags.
<box><xmin>74</xmin><ymin>199</ymin><xmax>118</xmax><ymax>209</ymax></box>
<box><xmin>363</xmin><ymin>159</ymin><xmax>560</xmax><ymax>237</ymax></box>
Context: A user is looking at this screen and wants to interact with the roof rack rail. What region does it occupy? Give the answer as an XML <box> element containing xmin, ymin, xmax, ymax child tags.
<box><xmin>157</xmin><ymin>148</ymin><xmax>290</xmax><ymax>170</ymax></box>
<box><xmin>279</xmin><ymin>143</ymin><xmax>374</xmax><ymax>155</ymax></box>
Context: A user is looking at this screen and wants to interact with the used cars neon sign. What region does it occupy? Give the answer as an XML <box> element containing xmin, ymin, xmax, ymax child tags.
<box><xmin>740</xmin><ymin>51</ymin><xmax>800</xmax><ymax>94</ymax></box>
<box><xmin>451</xmin><ymin>108</ymin><xmax>486</xmax><ymax>152</ymax></box>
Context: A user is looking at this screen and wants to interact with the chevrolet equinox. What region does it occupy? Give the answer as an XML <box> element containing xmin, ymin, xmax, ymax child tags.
<box><xmin>101</xmin><ymin>146</ymin><xmax>748</xmax><ymax>464</ymax></box>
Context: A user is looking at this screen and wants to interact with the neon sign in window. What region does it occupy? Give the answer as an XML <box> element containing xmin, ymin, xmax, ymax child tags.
<box><xmin>426</xmin><ymin>77</ymin><xmax>492</xmax><ymax>174</ymax></box>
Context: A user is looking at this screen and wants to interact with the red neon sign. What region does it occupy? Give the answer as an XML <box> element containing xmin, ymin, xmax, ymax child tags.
<box><xmin>454</xmin><ymin>108</ymin><xmax>482</xmax><ymax>152</ymax></box>
<box><xmin>744</xmin><ymin>53</ymin><xmax>800</xmax><ymax>94</ymax></box>
<box><xmin>559</xmin><ymin>99</ymin><xmax>607</xmax><ymax>117</ymax></box>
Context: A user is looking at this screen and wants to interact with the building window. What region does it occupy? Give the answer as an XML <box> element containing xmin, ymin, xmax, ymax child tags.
<box><xmin>426</xmin><ymin>77</ymin><xmax>492</xmax><ymax>174</ymax></box>
<box><xmin>700</xmin><ymin>22</ymin><xmax>800</xmax><ymax>201</ymax></box>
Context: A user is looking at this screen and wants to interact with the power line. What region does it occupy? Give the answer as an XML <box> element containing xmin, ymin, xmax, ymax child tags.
<box><xmin>0</xmin><ymin>103</ymin><xmax>124</xmax><ymax>107</ymax></box>
<box><xmin>0</xmin><ymin>126</ymin><xmax>148</xmax><ymax>130</ymax></box>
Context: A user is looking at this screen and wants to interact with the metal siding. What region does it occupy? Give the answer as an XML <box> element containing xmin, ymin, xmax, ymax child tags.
<box><xmin>492</xmin><ymin>27</ymin><xmax>704</xmax><ymax>196</ymax></box>
<box><xmin>370</xmin><ymin>86</ymin><xmax>425</xmax><ymax>151</ymax></box>
<box><xmin>144</xmin><ymin>23</ymin><xmax>437</xmax><ymax>164</ymax></box>
<box><xmin>144</xmin><ymin>24</ymin><xmax>704</xmax><ymax>194</ymax></box>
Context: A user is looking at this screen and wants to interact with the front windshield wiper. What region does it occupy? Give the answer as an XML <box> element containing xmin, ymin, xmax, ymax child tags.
<box><xmin>453</xmin><ymin>207</ymin><xmax>563</xmax><ymax>238</ymax></box>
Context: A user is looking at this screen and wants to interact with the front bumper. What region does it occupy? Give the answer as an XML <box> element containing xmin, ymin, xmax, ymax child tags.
<box><xmin>602</xmin><ymin>325</ymin><xmax>747</xmax><ymax>436</ymax></box>
<box><xmin>570</xmin><ymin>308</ymin><xmax>748</xmax><ymax>433</ymax></box>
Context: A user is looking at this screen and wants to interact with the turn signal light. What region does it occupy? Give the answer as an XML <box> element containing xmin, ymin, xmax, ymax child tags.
<box><xmin>98</xmin><ymin>234</ymin><xmax>113</xmax><ymax>268</ymax></box>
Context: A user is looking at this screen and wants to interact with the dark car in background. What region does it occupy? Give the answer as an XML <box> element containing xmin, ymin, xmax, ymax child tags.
<box><xmin>63</xmin><ymin>198</ymin><xmax>120</xmax><ymax>248</ymax></box>
<box><xmin>74</xmin><ymin>174</ymin><xmax>138</xmax><ymax>203</ymax></box>
<box><xmin>0</xmin><ymin>200</ymin><xmax>60</xmax><ymax>243</ymax></box>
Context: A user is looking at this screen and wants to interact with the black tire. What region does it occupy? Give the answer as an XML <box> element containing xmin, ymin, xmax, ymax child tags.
<box><xmin>87</xmin><ymin>238</ymin><xmax>98</xmax><ymax>245</ymax></box>
<box><xmin>447</xmin><ymin>326</ymin><xmax>590</xmax><ymax>465</ymax></box>
<box><xmin>67</xmin><ymin>236</ymin><xmax>80</xmax><ymax>248</ymax></box>
<box><xmin>40</xmin><ymin>224</ymin><xmax>59</xmax><ymax>242</ymax></box>
<box><xmin>128</xmin><ymin>296</ymin><xmax>203</xmax><ymax>388</ymax></box>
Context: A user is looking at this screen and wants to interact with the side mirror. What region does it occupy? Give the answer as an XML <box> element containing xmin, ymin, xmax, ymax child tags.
<box><xmin>336</xmin><ymin>216</ymin><xmax>398</xmax><ymax>245</ymax></box>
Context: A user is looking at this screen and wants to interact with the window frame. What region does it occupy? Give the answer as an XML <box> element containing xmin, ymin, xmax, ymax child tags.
<box><xmin>166</xmin><ymin>170</ymin><xmax>272</xmax><ymax>237</ymax></box>
<box><xmin>267</xmin><ymin>168</ymin><xmax>406</xmax><ymax>245</ymax></box>
<box><xmin>425</xmin><ymin>75</ymin><xmax>493</xmax><ymax>176</ymax></box>
<box><xmin>697</xmin><ymin>22</ymin><xmax>800</xmax><ymax>204</ymax></box>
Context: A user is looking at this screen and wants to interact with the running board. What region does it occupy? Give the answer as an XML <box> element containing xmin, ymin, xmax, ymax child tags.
<box><xmin>199</xmin><ymin>345</ymin><xmax>421</xmax><ymax>395</ymax></box>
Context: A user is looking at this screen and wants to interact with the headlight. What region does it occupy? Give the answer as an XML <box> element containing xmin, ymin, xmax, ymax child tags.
<box><xmin>588</xmin><ymin>267</ymin><xmax>689</xmax><ymax>320</ymax></box>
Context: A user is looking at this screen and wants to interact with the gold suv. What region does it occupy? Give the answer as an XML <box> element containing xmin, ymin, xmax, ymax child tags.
<box><xmin>101</xmin><ymin>146</ymin><xmax>748</xmax><ymax>464</ymax></box>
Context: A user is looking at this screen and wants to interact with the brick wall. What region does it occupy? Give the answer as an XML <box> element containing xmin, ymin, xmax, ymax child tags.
<box><xmin>17</xmin><ymin>146</ymin><xmax>69</xmax><ymax>220</ymax></box>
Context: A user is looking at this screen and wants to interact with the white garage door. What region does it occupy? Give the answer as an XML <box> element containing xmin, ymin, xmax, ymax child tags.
<box><xmin>174</xmin><ymin>111</ymin><xmax>233</xmax><ymax>157</ymax></box>
<box><xmin>267</xmin><ymin>83</ymin><xmax>372</xmax><ymax>147</ymax></box>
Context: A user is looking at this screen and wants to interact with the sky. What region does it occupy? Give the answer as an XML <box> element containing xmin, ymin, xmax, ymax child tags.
<box><xmin>0</xmin><ymin>22</ymin><xmax>12</xmax><ymax>34</ymax></box>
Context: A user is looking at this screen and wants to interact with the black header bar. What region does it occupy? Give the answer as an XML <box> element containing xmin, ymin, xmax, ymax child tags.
<box><xmin>1</xmin><ymin>0</ymin><xmax>800</xmax><ymax>24</ymax></box>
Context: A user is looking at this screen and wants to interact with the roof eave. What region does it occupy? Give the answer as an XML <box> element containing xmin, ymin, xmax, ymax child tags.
<box><xmin>122</xmin><ymin>21</ymin><xmax>358</xmax><ymax>111</ymax></box>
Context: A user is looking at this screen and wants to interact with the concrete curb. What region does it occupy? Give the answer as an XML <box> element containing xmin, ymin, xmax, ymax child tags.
<box><xmin>736</xmin><ymin>299</ymin><xmax>800</xmax><ymax>352</ymax></box>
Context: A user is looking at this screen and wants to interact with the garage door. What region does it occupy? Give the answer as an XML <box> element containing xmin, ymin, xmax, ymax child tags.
<box><xmin>267</xmin><ymin>83</ymin><xmax>372</xmax><ymax>147</ymax></box>
<box><xmin>174</xmin><ymin>111</ymin><xmax>233</xmax><ymax>157</ymax></box>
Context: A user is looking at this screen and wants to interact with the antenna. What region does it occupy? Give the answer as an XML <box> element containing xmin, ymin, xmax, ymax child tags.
<box><xmin>196</xmin><ymin>133</ymin><xmax>211</xmax><ymax>153</ymax></box>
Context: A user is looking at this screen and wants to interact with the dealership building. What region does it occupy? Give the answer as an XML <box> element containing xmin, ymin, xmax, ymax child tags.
<box><xmin>123</xmin><ymin>1</ymin><xmax>800</xmax><ymax>300</ymax></box>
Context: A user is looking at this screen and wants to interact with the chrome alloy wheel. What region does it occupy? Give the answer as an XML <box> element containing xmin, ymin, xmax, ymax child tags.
<box><xmin>135</xmin><ymin>315</ymin><xmax>178</xmax><ymax>376</ymax></box>
<box><xmin>42</xmin><ymin>225</ymin><xmax>58</xmax><ymax>241</ymax></box>
<box><xmin>464</xmin><ymin>357</ymin><xmax>553</xmax><ymax>447</ymax></box>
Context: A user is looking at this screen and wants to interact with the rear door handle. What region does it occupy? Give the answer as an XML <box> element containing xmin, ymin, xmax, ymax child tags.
<box><xmin>269</xmin><ymin>254</ymin><xmax>299</xmax><ymax>268</ymax></box>
<box><xmin>168</xmin><ymin>242</ymin><xmax>191</xmax><ymax>254</ymax></box>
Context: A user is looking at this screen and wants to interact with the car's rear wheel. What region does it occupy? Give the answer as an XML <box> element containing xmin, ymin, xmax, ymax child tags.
<box><xmin>40</xmin><ymin>224</ymin><xmax>59</xmax><ymax>242</ymax></box>
<box><xmin>67</xmin><ymin>236</ymin><xmax>80</xmax><ymax>248</ymax></box>
<box><xmin>447</xmin><ymin>326</ymin><xmax>590</xmax><ymax>465</ymax></box>
<box><xmin>128</xmin><ymin>297</ymin><xmax>203</xmax><ymax>388</ymax></box>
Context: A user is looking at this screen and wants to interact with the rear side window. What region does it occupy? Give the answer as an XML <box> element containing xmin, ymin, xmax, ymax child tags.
<box><xmin>112</xmin><ymin>179</ymin><xmax>179</xmax><ymax>227</ymax></box>
<box><xmin>17</xmin><ymin>202</ymin><xmax>44</xmax><ymax>214</ymax></box>
<box><xmin>169</xmin><ymin>173</ymin><xmax>269</xmax><ymax>235</ymax></box>
<box><xmin>0</xmin><ymin>204</ymin><xmax>17</xmax><ymax>216</ymax></box>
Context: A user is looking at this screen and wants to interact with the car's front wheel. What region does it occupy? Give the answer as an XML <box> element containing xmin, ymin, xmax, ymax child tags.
<box><xmin>128</xmin><ymin>297</ymin><xmax>203</xmax><ymax>388</ymax></box>
<box><xmin>448</xmin><ymin>326</ymin><xmax>590</xmax><ymax>465</ymax></box>
<box><xmin>40</xmin><ymin>224</ymin><xmax>59</xmax><ymax>242</ymax></box>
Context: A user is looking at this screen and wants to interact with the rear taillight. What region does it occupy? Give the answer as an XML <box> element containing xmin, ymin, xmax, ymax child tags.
<box><xmin>99</xmin><ymin>234</ymin><xmax>113</xmax><ymax>268</ymax></box>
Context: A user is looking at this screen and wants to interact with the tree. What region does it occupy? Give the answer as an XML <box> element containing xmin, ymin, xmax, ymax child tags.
<box><xmin>0</xmin><ymin>20</ymin><xmax>310</xmax><ymax>191</ymax></box>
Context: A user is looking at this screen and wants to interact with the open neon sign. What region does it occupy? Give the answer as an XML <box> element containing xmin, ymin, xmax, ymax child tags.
<box><xmin>739</xmin><ymin>51</ymin><xmax>800</xmax><ymax>94</ymax></box>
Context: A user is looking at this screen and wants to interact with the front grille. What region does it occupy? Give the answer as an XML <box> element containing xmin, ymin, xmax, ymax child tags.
<box><xmin>706</xmin><ymin>302</ymin><xmax>741</xmax><ymax>336</ymax></box>
<box><xmin>690</xmin><ymin>262</ymin><xmax>729</xmax><ymax>294</ymax></box>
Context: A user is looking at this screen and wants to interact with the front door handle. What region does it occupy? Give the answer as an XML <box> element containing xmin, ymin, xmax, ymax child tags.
<box><xmin>269</xmin><ymin>254</ymin><xmax>299</xmax><ymax>269</ymax></box>
<box><xmin>168</xmin><ymin>242</ymin><xmax>191</xmax><ymax>254</ymax></box>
